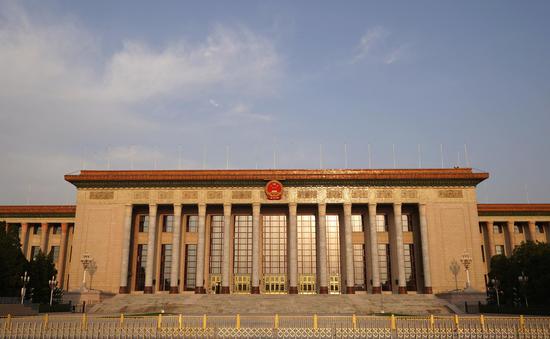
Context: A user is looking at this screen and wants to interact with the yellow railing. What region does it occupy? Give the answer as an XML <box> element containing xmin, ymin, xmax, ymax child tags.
<box><xmin>1</xmin><ymin>314</ymin><xmax>549</xmax><ymax>337</ymax></box>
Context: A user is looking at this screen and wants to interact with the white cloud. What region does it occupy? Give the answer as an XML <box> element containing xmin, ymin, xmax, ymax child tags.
<box><xmin>352</xmin><ymin>26</ymin><xmax>389</xmax><ymax>63</ymax></box>
<box><xmin>384</xmin><ymin>44</ymin><xmax>409</xmax><ymax>65</ymax></box>
<box><xmin>0</xmin><ymin>3</ymin><xmax>282</xmax><ymax>203</ymax></box>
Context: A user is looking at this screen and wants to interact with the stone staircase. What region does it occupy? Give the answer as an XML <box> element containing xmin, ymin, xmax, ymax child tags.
<box><xmin>88</xmin><ymin>293</ymin><xmax>454</xmax><ymax>315</ymax></box>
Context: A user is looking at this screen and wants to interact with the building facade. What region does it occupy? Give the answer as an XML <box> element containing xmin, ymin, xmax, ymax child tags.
<box><xmin>1</xmin><ymin>168</ymin><xmax>549</xmax><ymax>296</ymax></box>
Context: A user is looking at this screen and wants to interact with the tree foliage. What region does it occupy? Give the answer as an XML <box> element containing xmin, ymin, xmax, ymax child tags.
<box><xmin>0</xmin><ymin>221</ymin><xmax>29</xmax><ymax>297</ymax></box>
<box><xmin>489</xmin><ymin>241</ymin><xmax>550</xmax><ymax>306</ymax></box>
<box><xmin>29</xmin><ymin>250</ymin><xmax>58</xmax><ymax>304</ymax></box>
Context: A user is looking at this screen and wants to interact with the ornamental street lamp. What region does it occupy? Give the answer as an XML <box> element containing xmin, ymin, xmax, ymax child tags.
<box><xmin>81</xmin><ymin>253</ymin><xmax>93</xmax><ymax>292</ymax></box>
<box><xmin>491</xmin><ymin>278</ymin><xmax>501</xmax><ymax>307</ymax></box>
<box><xmin>48</xmin><ymin>275</ymin><xmax>57</xmax><ymax>306</ymax></box>
<box><xmin>518</xmin><ymin>271</ymin><xmax>529</xmax><ymax>308</ymax></box>
<box><xmin>460</xmin><ymin>251</ymin><xmax>473</xmax><ymax>289</ymax></box>
<box><xmin>20</xmin><ymin>271</ymin><xmax>30</xmax><ymax>304</ymax></box>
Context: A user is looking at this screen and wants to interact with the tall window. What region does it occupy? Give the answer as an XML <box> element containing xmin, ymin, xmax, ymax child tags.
<box><xmin>536</xmin><ymin>224</ymin><xmax>545</xmax><ymax>233</ymax></box>
<box><xmin>50</xmin><ymin>246</ymin><xmax>60</xmax><ymax>263</ymax></box>
<box><xmin>159</xmin><ymin>244</ymin><xmax>172</xmax><ymax>291</ymax></box>
<box><xmin>493</xmin><ymin>224</ymin><xmax>503</xmax><ymax>234</ymax></box>
<box><xmin>33</xmin><ymin>225</ymin><xmax>40</xmax><ymax>235</ymax></box>
<box><xmin>402</xmin><ymin>214</ymin><xmax>413</xmax><ymax>232</ymax></box>
<box><xmin>351</xmin><ymin>215</ymin><xmax>363</xmax><ymax>232</ymax></box>
<box><xmin>52</xmin><ymin>225</ymin><xmax>62</xmax><ymax>235</ymax></box>
<box><xmin>297</xmin><ymin>215</ymin><xmax>316</xmax><ymax>275</ymax></box>
<box><xmin>514</xmin><ymin>224</ymin><xmax>523</xmax><ymax>233</ymax></box>
<box><xmin>135</xmin><ymin>244</ymin><xmax>147</xmax><ymax>291</ymax></box>
<box><xmin>31</xmin><ymin>246</ymin><xmax>40</xmax><ymax>259</ymax></box>
<box><xmin>185</xmin><ymin>244</ymin><xmax>197</xmax><ymax>290</ymax></box>
<box><xmin>353</xmin><ymin>244</ymin><xmax>366</xmax><ymax>290</ymax></box>
<box><xmin>138</xmin><ymin>215</ymin><xmax>149</xmax><ymax>233</ymax></box>
<box><xmin>495</xmin><ymin>245</ymin><xmax>505</xmax><ymax>256</ymax></box>
<box><xmin>376</xmin><ymin>215</ymin><xmax>388</xmax><ymax>232</ymax></box>
<box><xmin>209</xmin><ymin>216</ymin><xmax>224</xmax><ymax>275</ymax></box>
<box><xmin>162</xmin><ymin>215</ymin><xmax>174</xmax><ymax>233</ymax></box>
<box><xmin>378</xmin><ymin>244</ymin><xmax>392</xmax><ymax>291</ymax></box>
<box><xmin>263</xmin><ymin>215</ymin><xmax>287</xmax><ymax>275</ymax></box>
<box><xmin>326</xmin><ymin>215</ymin><xmax>340</xmax><ymax>276</ymax></box>
<box><xmin>234</xmin><ymin>216</ymin><xmax>253</xmax><ymax>275</ymax></box>
<box><xmin>404</xmin><ymin>244</ymin><xmax>416</xmax><ymax>291</ymax></box>
<box><xmin>187</xmin><ymin>216</ymin><xmax>198</xmax><ymax>232</ymax></box>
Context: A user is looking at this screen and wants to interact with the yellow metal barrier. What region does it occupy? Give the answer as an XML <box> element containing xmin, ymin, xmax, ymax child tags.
<box><xmin>352</xmin><ymin>314</ymin><xmax>357</xmax><ymax>329</ymax></box>
<box><xmin>480</xmin><ymin>314</ymin><xmax>485</xmax><ymax>330</ymax></box>
<box><xmin>178</xmin><ymin>314</ymin><xmax>182</xmax><ymax>329</ymax></box>
<box><xmin>157</xmin><ymin>313</ymin><xmax>162</xmax><ymax>329</ymax></box>
<box><xmin>236</xmin><ymin>314</ymin><xmax>240</xmax><ymax>329</ymax></box>
<box><xmin>313</xmin><ymin>314</ymin><xmax>318</xmax><ymax>330</ymax></box>
<box><xmin>274</xmin><ymin>314</ymin><xmax>279</xmax><ymax>329</ymax></box>
<box><xmin>43</xmin><ymin>313</ymin><xmax>48</xmax><ymax>330</ymax></box>
<box><xmin>202</xmin><ymin>314</ymin><xmax>207</xmax><ymax>330</ymax></box>
<box><xmin>119</xmin><ymin>313</ymin><xmax>124</xmax><ymax>327</ymax></box>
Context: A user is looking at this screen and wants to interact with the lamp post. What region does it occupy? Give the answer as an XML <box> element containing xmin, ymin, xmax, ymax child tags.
<box><xmin>491</xmin><ymin>278</ymin><xmax>500</xmax><ymax>307</ymax></box>
<box><xmin>460</xmin><ymin>251</ymin><xmax>473</xmax><ymax>289</ymax></box>
<box><xmin>20</xmin><ymin>271</ymin><xmax>30</xmax><ymax>304</ymax></box>
<box><xmin>518</xmin><ymin>271</ymin><xmax>529</xmax><ymax>308</ymax></box>
<box><xmin>48</xmin><ymin>275</ymin><xmax>57</xmax><ymax>306</ymax></box>
<box><xmin>81</xmin><ymin>253</ymin><xmax>93</xmax><ymax>292</ymax></box>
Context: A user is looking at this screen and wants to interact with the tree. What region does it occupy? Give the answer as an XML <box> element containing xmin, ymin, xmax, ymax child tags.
<box><xmin>0</xmin><ymin>221</ymin><xmax>29</xmax><ymax>297</ymax></box>
<box><xmin>488</xmin><ymin>241</ymin><xmax>550</xmax><ymax>306</ymax></box>
<box><xmin>29</xmin><ymin>250</ymin><xmax>57</xmax><ymax>304</ymax></box>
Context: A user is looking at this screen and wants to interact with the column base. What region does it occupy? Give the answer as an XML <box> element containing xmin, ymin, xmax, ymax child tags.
<box><xmin>398</xmin><ymin>286</ymin><xmax>407</xmax><ymax>294</ymax></box>
<box><xmin>194</xmin><ymin>286</ymin><xmax>206</xmax><ymax>294</ymax></box>
<box><xmin>319</xmin><ymin>286</ymin><xmax>329</xmax><ymax>294</ymax></box>
<box><xmin>346</xmin><ymin>286</ymin><xmax>355</xmax><ymax>294</ymax></box>
<box><xmin>289</xmin><ymin>286</ymin><xmax>298</xmax><ymax>294</ymax></box>
<box><xmin>144</xmin><ymin>286</ymin><xmax>153</xmax><ymax>294</ymax></box>
<box><xmin>423</xmin><ymin>286</ymin><xmax>433</xmax><ymax>294</ymax></box>
<box><xmin>371</xmin><ymin>286</ymin><xmax>382</xmax><ymax>294</ymax></box>
<box><xmin>251</xmin><ymin>286</ymin><xmax>260</xmax><ymax>294</ymax></box>
<box><xmin>119</xmin><ymin>286</ymin><xmax>129</xmax><ymax>294</ymax></box>
<box><xmin>221</xmin><ymin>286</ymin><xmax>230</xmax><ymax>294</ymax></box>
<box><xmin>169</xmin><ymin>287</ymin><xmax>179</xmax><ymax>294</ymax></box>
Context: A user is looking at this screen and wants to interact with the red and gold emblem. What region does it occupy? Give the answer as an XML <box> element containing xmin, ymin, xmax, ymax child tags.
<box><xmin>265</xmin><ymin>180</ymin><xmax>283</xmax><ymax>200</ymax></box>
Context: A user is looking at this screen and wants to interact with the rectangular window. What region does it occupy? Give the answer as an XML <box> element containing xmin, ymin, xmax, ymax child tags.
<box><xmin>159</xmin><ymin>244</ymin><xmax>172</xmax><ymax>291</ymax></box>
<box><xmin>209</xmin><ymin>215</ymin><xmax>224</xmax><ymax>275</ymax></box>
<box><xmin>351</xmin><ymin>215</ymin><xmax>363</xmax><ymax>232</ymax></box>
<box><xmin>50</xmin><ymin>246</ymin><xmax>60</xmax><ymax>263</ymax></box>
<box><xmin>234</xmin><ymin>215</ymin><xmax>253</xmax><ymax>275</ymax></box>
<box><xmin>33</xmin><ymin>225</ymin><xmax>40</xmax><ymax>235</ymax></box>
<box><xmin>536</xmin><ymin>224</ymin><xmax>545</xmax><ymax>233</ymax></box>
<box><xmin>135</xmin><ymin>244</ymin><xmax>147</xmax><ymax>291</ymax></box>
<box><xmin>353</xmin><ymin>244</ymin><xmax>366</xmax><ymax>290</ymax></box>
<box><xmin>402</xmin><ymin>214</ymin><xmax>413</xmax><ymax>232</ymax></box>
<box><xmin>262</xmin><ymin>215</ymin><xmax>287</xmax><ymax>275</ymax></box>
<box><xmin>138</xmin><ymin>215</ymin><xmax>149</xmax><ymax>233</ymax></box>
<box><xmin>479</xmin><ymin>223</ymin><xmax>483</xmax><ymax>234</ymax></box>
<box><xmin>481</xmin><ymin>245</ymin><xmax>485</xmax><ymax>262</ymax></box>
<box><xmin>297</xmin><ymin>215</ymin><xmax>316</xmax><ymax>275</ymax></box>
<box><xmin>376</xmin><ymin>215</ymin><xmax>388</xmax><ymax>232</ymax></box>
<box><xmin>515</xmin><ymin>224</ymin><xmax>523</xmax><ymax>233</ymax></box>
<box><xmin>31</xmin><ymin>246</ymin><xmax>40</xmax><ymax>259</ymax></box>
<box><xmin>495</xmin><ymin>245</ymin><xmax>505</xmax><ymax>256</ymax></box>
<box><xmin>493</xmin><ymin>224</ymin><xmax>503</xmax><ymax>234</ymax></box>
<box><xmin>187</xmin><ymin>215</ymin><xmax>198</xmax><ymax>232</ymax></box>
<box><xmin>326</xmin><ymin>215</ymin><xmax>340</xmax><ymax>294</ymax></box>
<box><xmin>378</xmin><ymin>244</ymin><xmax>392</xmax><ymax>291</ymax></box>
<box><xmin>185</xmin><ymin>244</ymin><xmax>197</xmax><ymax>290</ymax></box>
<box><xmin>52</xmin><ymin>225</ymin><xmax>61</xmax><ymax>235</ymax></box>
<box><xmin>403</xmin><ymin>244</ymin><xmax>416</xmax><ymax>291</ymax></box>
<box><xmin>162</xmin><ymin>215</ymin><xmax>174</xmax><ymax>233</ymax></box>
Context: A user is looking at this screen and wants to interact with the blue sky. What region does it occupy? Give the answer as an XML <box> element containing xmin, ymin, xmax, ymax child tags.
<box><xmin>1</xmin><ymin>1</ymin><xmax>549</xmax><ymax>204</ymax></box>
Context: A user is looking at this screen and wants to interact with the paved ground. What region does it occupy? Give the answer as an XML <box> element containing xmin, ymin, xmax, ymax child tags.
<box><xmin>88</xmin><ymin>293</ymin><xmax>453</xmax><ymax>315</ymax></box>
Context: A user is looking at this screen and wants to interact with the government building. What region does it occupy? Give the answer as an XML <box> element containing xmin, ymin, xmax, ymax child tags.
<box><xmin>1</xmin><ymin>168</ymin><xmax>549</xmax><ymax>298</ymax></box>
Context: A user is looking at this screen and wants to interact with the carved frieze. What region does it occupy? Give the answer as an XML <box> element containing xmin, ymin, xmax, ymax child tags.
<box><xmin>326</xmin><ymin>189</ymin><xmax>343</xmax><ymax>199</ymax></box>
<box><xmin>133</xmin><ymin>191</ymin><xmax>149</xmax><ymax>200</ymax></box>
<box><xmin>438</xmin><ymin>190</ymin><xmax>463</xmax><ymax>198</ymax></box>
<box><xmin>298</xmin><ymin>190</ymin><xmax>317</xmax><ymax>199</ymax></box>
<box><xmin>376</xmin><ymin>190</ymin><xmax>393</xmax><ymax>199</ymax></box>
<box><xmin>181</xmin><ymin>191</ymin><xmax>198</xmax><ymax>200</ymax></box>
<box><xmin>207</xmin><ymin>191</ymin><xmax>223</xmax><ymax>200</ymax></box>
<box><xmin>89</xmin><ymin>191</ymin><xmax>114</xmax><ymax>200</ymax></box>
<box><xmin>351</xmin><ymin>189</ymin><xmax>369</xmax><ymax>199</ymax></box>
<box><xmin>232</xmin><ymin>191</ymin><xmax>252</xmax><ymax>199</ymax></box>
<box><xmin>401</xmin><ymin>190</ymin><xmax>418</xmax><ymax>199</ymax></box>
<box><xmin>158</xmin><ymin>191</ymin><xmax>174</xmax><ymax>200</ymax></box>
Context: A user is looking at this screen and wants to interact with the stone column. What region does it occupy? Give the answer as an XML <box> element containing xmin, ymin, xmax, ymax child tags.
<box><xmin>344</xmin><ymin>202</ymin><xmax>355</xmax><ymax>294</ymax></box>
<box><xmin>251</xmin><ymin>203</ymin><xmax>261</xmax><ymax>294</ymax></box>
<box><xmin>118</xmin><ymin>204</ymin><xmax>133</xmax><ymax>293</ymax></box>
<box><xmin>317</xmin><ymin>203</ymin><xmax>328</xmax><ymax>294</ymax></box>
<box><xmin>368</xmin><ymin>203</ymin><xmax>381</xmax><ymax>294</ymax></box>
<box><xmin>57</xmin><ymin>223</ymin><xmax>69</xmax><ymax>289</ymax></box>
<box><xmin>486</xmin><ymin>221</ymin><xmax>495</xmax><ymax>260</ymax></box>
<box><xmin>144</xmin><ymin>204</ymin><xmax>157</xmax><ymax>294</ymax></box>
<box><xmin>221</xmin><ymin>203</ymin><xmax>232</xmax><ymax>294</ymax></box>
<box><xmin>20</xmin><ymin>223</ymin><xmax>29</xmax><ymax>257</ymax></box>
<box><xmin>40</xmin><ymin>222</ymin><xmax>49</xmax><ymax>253</ymax></box>
<box><xmin>195</xmin><ymin>203</ymin><xmax>207</xmax><ymax>294</ymax></box>
<box><xmin>288</xmin><ymin>202</ymin><xmax>298</xmax><ymax>294</ymax></box>
<box><xmin>506</xmin><ymin>221</ymin><xmax>515</xmax><ymax>256</ymax></box>
<box><xmin>393</xmin><ymin>203</ymin><xmax>407</xmax><ymax>294</ymax></box>
<box><xmin>418</xmin><ymin>204</ymin><xmax>432</xmax><ymax>294</ymax></box>
<box><xmin>170</xmin><ymin>204</ymin><xmax>182</xmax><ymax>294</ymax></box>
<box><xmin>527</xmin><ymin>221</ymin><xmax>537</xmax><ymax>242</ymax></box>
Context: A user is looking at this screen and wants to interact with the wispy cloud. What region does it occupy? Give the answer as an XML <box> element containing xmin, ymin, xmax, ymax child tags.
<box><xmin>352</xmin><ymin>26</ymin><xmax>389</xmax><ymax>63</ymax></box>
<box><xmin>384</xmin><ymin>44</ymin><xmax>410</xmax><ymax>65</ymax></box>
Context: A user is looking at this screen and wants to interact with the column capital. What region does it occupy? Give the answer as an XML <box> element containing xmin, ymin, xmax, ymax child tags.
<box><xmin>252</xmin><ymin>202</ymin><xmax>261</xmax><ymax>208</ymax></box>
<box><xmin>368</xmin><ymin>202</ymin><xmax>377</xmax><ymax>207</ymax></box>
<box><xmin>223</xmin><ymin>202</ymin><xmax>231</xmax><ymax>214</ymax></box>
<box><xmin>173</xmin><ymin>203</ymin><xmax>182</xmax><ymax>215</ymax></box>
<box><xmin>393</xmin><ymin>202</ymin><xmax>402</xmax><ymax>207</ymax></box>
<box><xmin>318</xmin><ymin>203</ymin><xmax>326</xmax><ymax>214</ymax></box>
<box><xmin>149</xmin><ymin>204</ymin><xmax>158</xmax><ymax>214</ymax></box>
<box><xmin>288</xmin><ymin>202</ymin><xmax>297</xmax><ymax>207</ymax></box>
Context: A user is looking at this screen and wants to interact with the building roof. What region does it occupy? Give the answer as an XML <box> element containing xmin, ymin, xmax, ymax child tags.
<box><xmin>0</xmin><ymin>205</ymin><xmax>76</xmax><ymax>218</ymax></box>
<box><xmin>478</xmin><ymin>203</ymin><xmax>550</xmax><ymax>216</ymax></box>
<box><xmin>64</xmin><ymin>168</ymin><xmax>489</xmax><ymax>188</ymax></box>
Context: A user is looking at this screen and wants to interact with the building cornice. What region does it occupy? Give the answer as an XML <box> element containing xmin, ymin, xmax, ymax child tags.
<box><xmin>477</xmin><ymin>204</ymin><xmax>550</xmax><ymax>217</ymax></box>
<box><xmin>0</xmin><ymin>205</ymin><xmax>76</xmax><ymax>218</ymax></box>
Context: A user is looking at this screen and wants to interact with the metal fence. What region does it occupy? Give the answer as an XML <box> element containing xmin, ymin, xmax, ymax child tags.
<box><xmin>1</xmin><ymin>314</ymin><xmax>549</xmax><ymax>338</ymax></box>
